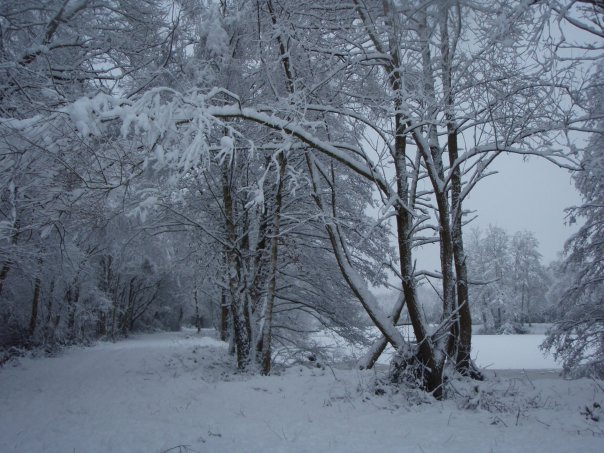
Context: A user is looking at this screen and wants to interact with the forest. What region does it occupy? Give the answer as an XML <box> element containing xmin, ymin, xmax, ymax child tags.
<box><xmin>0</xmin><ymin>2</ymin><xmax>603</xmax><ymax>445</ymax></box>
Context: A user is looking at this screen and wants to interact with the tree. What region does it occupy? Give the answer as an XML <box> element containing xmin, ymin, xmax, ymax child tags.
<box><xmin>543</xmin><ymin>126</ymin><xmax>604</xmax><ymax>376</ymax></box>
<box><xmin>0</xmin><ymin>0</ymin><xmax>185</xmax><ymax>350</ymax></box>
<box><xmin>510</xmin><ymin>231</ymin><xmax>550</xmax><ymax>325</ymax></box>
<box><xmin>539</xmin><ymin>0</ymin><xmax>604</xmax><ymax>378</ymax></box>
<box><xmin>543</xmin><ymin>67</ymin><xmax>604</xmax><ymax>376</ymax></box>
<box><xmin>0</xmin><ymin>0</ymin><xmax>592</xmax><ymax>398</ymax></box>
<box><xmin>467</xmin><ymin>226</ymin><xmax>514</xmax><ymax>331</ymax></box>
<box><xmin>466</xmin><ymin>226</ymin><xmax>552</xmax><ymax>333</ymax></box>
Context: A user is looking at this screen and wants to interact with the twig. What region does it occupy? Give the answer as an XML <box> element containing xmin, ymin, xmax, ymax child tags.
<box><xmin>161</xmin><ymin>445</ymin><xmax>200</xmax><ymax>453</ymax></box>
<box><xmin>535</xmin><ymin>417</ymin><xmax>551</xmax><ymax>428</ymax></box>
<box><xmin>522</xmin><ymin>369</ymin><xmax>536</xmax><ymax>390</ymax></box>
<box><xmin>590</xmin><ymin>376</ymin><xmax>604</xmax><ymax>393</ymax></box>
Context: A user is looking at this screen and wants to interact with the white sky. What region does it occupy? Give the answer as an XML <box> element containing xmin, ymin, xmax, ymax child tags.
<box><xmin>367</xmin><ymin>12</ymin><xmax>597</xmax><ymax>277</ymax></box>
<box><xmin>413</xmin><ymin>13</ymin><xmax>598</xmax><ymax>272</ymax></box>
<box><xmin>414</xmin><ymin>155</ymin><xmax>582</xmax><ymax>271</ymax></box>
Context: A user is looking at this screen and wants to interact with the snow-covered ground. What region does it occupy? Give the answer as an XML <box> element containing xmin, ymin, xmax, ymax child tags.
<box><xmin>312</xmin><ymin>326</ymin><xmax>560</xmax><ymax>369</ymax></box>
<box><xmin>1</xmin><ymin>330</ymin><xmax>602</xmax><ymax>453</ymax></box>
<box><xmin>473</xmin><ymin>334</ymin><xmax>558</xmax><ymax>369</ymax></box>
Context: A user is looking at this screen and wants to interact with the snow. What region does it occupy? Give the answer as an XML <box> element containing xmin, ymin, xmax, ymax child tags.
<box><xmin>313</xmin><ymin>326</ymin><xmax>561</xmax><ymax>370</ymax></box>
<box><xmin>208</xmin><ymin>104</ymin><xmax>395</xmax><ymax>197</ymax></box>
<box><xmin>217</xmin><ymin>135</ymin><xmax>235</xmax><ymax>165</ymax></box>
<box><xmin>472</xmin><ymin>335</ymin><xmax>558</xmax><ymax>370</ymax></box>
<box><xmin>1</xmin><ymin>330</ymin><xmax>602</xmax><ymax>453</ymax></box>
<box><xmin>204</xmin><ymin>9</ymin><xmax>229</xmax><ymax>58</ymax></box>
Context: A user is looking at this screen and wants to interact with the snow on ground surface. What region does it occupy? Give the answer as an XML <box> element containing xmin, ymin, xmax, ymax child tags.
<box><xmin>473</xmin><ymin>335</ymin><xmax>558</xmax><ymax>369</ymax></box>
<box><xmin>312</xmin><ymin>326</ymin><xmax>560</xmax><ymax>369</ymax></box>
<box><xmin>1</xmin><ymin>330</ymin><xmax>603</xmax><ymax>453</ymax></box>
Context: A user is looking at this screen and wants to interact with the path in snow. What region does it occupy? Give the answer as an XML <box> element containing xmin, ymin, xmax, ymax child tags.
<box><xmin>1</xmin><ymin>331</ymin><xmax>602</xmax><ymax>453</ymax></box>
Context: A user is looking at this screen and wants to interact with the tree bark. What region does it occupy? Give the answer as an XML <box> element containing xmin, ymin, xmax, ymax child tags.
<box><xmin>358</xmin><ymin>292</ymin><xmax>405</xmax><ymax>369</ymax></box>
<box><xmin>67</xmin><ymin>284</ymin><xmax>80</xmax><ymax>341</ymax></box>
<box><xmin>194</xmin><ymin>288</ymin><xmax>201</xmax><ymax>333</ymax></box>
<box><xmin>223</xmin><ymin>159</ymin><xmax>249</xmax><ymax>369</ymax></box>
<box><xmin>260</xmin><ymin>151</ymin><xmax>286</xmax><ymax>375</ymax></box>
<box><xmin>354</xmin><ymin>0</ymin><xmax>445</xmax><ymax>396</ymax></box>
<box><xmin>43</xmin><ymin>278</ymin><xmax>55</xmax><ymax>344</ymax></box>
<box><xmin>0</xmin><ymin>206</ymin><xmax>20</xmax><ymax>297</ymax></box>
<box><xmin>439</xmin><ymin>4</ymin><xmax>481</xmax><ymax>379</ymax></box>
<box><xmin>220</xmin><ymin>287</ymin><xmax>229</xmax><ymax>342</ymax></box>
<box><xmin>28</xmin><ymin>275</ymin><xmax>42</xmax><ymax>338</ymax></box>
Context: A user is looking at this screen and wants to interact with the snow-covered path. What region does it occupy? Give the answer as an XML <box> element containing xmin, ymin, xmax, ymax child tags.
<box><xmin>1</xmin><ymin>331</ymin><xmax>602</xmax><ymax>453</ymax></box>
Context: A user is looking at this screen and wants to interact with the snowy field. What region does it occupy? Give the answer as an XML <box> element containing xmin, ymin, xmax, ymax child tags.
<box><xmin>312</xmin><ymin>325</ymin><xmax>560</xmax><ymax>370</ymax></box>
<box><xmin>1</xmin><ymin>330</ymin><xmax>603</xmax><ymax>453</ymax></box>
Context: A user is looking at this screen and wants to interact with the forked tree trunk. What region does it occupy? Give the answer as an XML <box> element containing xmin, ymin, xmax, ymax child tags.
<box><xmin>352</xmin><ymin>1</ymin><xmax>447</xmax><ymax>397</ymax></box>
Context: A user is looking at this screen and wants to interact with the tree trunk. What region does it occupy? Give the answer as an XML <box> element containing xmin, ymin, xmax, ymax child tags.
<box><xmin>0</xmin><ymin>211</ymin><xmax>20</xmax><ymax>297</ymax></box>
<box><xmin>220</xmin><ymin>288</ymin><xmax>229</xmax><ymax>342</ymax></box>
<box><xmin>354</xmin><ymin>2</ymin><xmax>444</xmax><ymax>396</ymax></box>
<box><xmin>43</xmin><ymin>278</ymin><xmax>55</xmax><ymax>344</ymax></box>
<box><xmin>223</xmin><ymin>159</ymin><xmax>249</xmax><ymax>369</ymax></box>
<box><xmin>358</xmin><ymin>292</ymin><xmax>405</xmax><ymax>369</ymax></box>
<box><xmin>0</xmin><ymin>262</ymin><xmax>11</xmax><ymax>297</ymax></box>
<box><xmin>447</xmin><ymin>107</ymin><xmax>477</xmax><ymax>377</ymax></box>
<box><xmin>260</xmin><ymin>151</ymin><xmax>286</xmax><ymax>375</ymax></box>
<box><xmin>305</xmin><ymin>152</ymin><xmax>407</xmax><ymax>348</ymax></box>
<box><xmin>121</xmin><ymin>277</ymin><xmax>136</xmax><ymax>335</ymax></box>
<box><xmin>194</xmin><ymin>288</ymin><xmax>201</xmax><ymax>333</ymax></box>
<box><xmin>439</xmin><ymin>5</ymin><xmax>481</xmax><ymax>379</ymax></box>
<box><xmin>97</xmin><ymin>311</ymin><xmax>107</xmax><ymax>337</ymax></box>
<box><xmin>67</xmin><ymin>284</ymin><xmax>80</xmax><ymax>341</ymax></box>
<box><xmin>28</xmin><ymin>275</ymin><xmax>42</xmax><ymax>338</ymax></box>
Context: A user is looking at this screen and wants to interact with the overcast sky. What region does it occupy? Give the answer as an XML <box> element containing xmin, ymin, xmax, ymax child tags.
<box><xmin>410</xmin><ymin>21</ymin><xmax>595</xmax><ymax>273</ymax></box>
<box><xmin>414</xmin><ymin>155</ymin><xmax>582</xmax><ymax>272</ymax></box>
